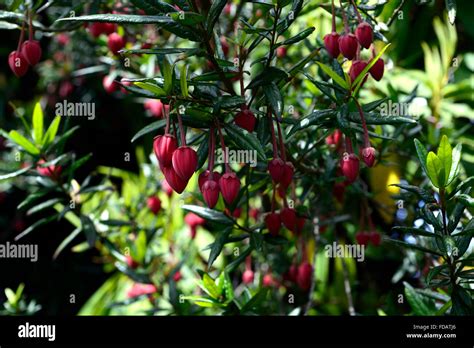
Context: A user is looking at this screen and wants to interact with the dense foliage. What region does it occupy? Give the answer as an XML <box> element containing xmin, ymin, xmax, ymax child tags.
<box><xmin>0</xmin><ymin>0</ymin><xmax>473</xmax><ymax>316</ymax></box>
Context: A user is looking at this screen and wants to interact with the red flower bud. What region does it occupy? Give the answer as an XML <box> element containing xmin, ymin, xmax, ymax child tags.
<box><xmin>360</xmin><ymin>146</ymin><xmax>376</xmax><ymax>167</ymax></box>
<box><xmin>202</xmin><ymin>179</ymin><xmax>220</xmax><ymax>209</ymax></box>
<box><xmin>288</xmin><ymin>264</ymin><xmax>298</xmax><ymax>282</ymax></box>
<box><xmin>340</xmin><ymin>152</ymin><xmax>359</xmax><ymax>183</ymax></box>
<box><xmin>153</xmin><ymin>134</ymin><xmax>177</xmax><ymax>167</ymax></box>
<box><xmin>173</xmin><ymin>271</ymin><xmax>182</xmax><ymax>282</ymax></box>
<box><xmin>162</xmin><ymin>179</ymin><xmax>174</xmax><ymax>197</ymax></box>
<box><xmin>103</xmin><ymin>22</ymin><xmax>117</xmax><ymax>35</ymax></box>
<box><xmin>219</xmin><ymin>172</ymin><xmax>240</xmax><ymax>205</ymax></box>
<box><xmin>338</xmin><ymin>33</ymin><xmax>358</xmax><ymax>60</ymax></box>
<box><xmin>162</xmin><ymin>165</ymin><xmax>188</xmax><ymax>194</ymax></box>
<box><xmin>242</xmin><ymin>269</ymin><xmax>254</xmax><ymax>284</ymax></box>
<box><xmin>355</xmin><ymin>22</ymin><xmax>373</xmax><ymax>49</ymax></box>
<box><xmin>280</xmin><ymin>207</ymin><xmax>297</xmax><ymax>231</ymax></box>
<box><xmin>296</xmin><ymin>262</ymin><xmax>313</xmax><ymax>291</ymax></box>
<box><xmin>36</xmin><ymin>159</ymin><xmax>62</xmax><ymax>179</ymax></box>
<box><xmin>349</xmin><ymin>60</ymin><xmax>368</xmax><ymax>85</ymax></box>
<box><xmin>369</xmin><ymin>58</ymin><xmax>384</xmax><ymax>81</ymax></box>
<box><xmin>280</xmin><ymin>162</ymin><xmax>294</xmax><ymax>188</ymax></box>
<box><xmin>234</xmin><ymin>109</ymin><xmax>256</xmax><ymax>132</ymax></box>
<box><xmin>185</xmin><ymin>212</ymin><xmax>205</xmax><ymax>229</ymax></box>
<box><xmin>276</xmin><ymin>46</ymin><xmax>287</xmax><ymax>58</ymax></box>
<box><xmin>103</xmin><ymin>75</ymin><xmax>118</xmax><ymax>94</ymax></box>
<box><xmin>147</xmin><ymin>196</ymin><xmax>161</xmax><ymax>215</ymax></box>
<box><xmin>21</xmin><ymin>40</ymin><xmax>42</xmax><ymax>66</ymax></box>
<box><xmin>144</xmin><ymin>99</ymin><xmax>169</xmax><ymax>118</ymax></box>
<box><xmin>249</xmin><ymin>208</ymin><xmax>259</xmax><ymax>220</ymax></box>
<box><xmin>369</xmin><ymin>231</ymin><xmax>381</xmax><ymax>246</ymax></box>
<box><xmin>263</xmin><ymin>273</ymin><xmax>275</xmax><ymax>287</ymax></box>
<box><xmin>265</xmin><ymin>212</ymin><xmax>281</xmax><ymax>236</ymax></box>
<box><xmin>107</xmin><ymin>33</ymin><xmax>125</xmax><ymax>55</ymax></box>
<box><xmin>199</xmin><ymin>170</ymin><xmax>221</xmax><ymax>191</ymax></box>
<box><xmin>126</xmin><ymin>255</ymin><xmax>139</xmax><ymax>269</ymax></box>
<box><xmin>295</xmin><ymin>216</ymin><xmax>306</xmax><ymax>234</ymax></box>
<box><xmin>355</xmin><ymin>231</ymin><xmax>370</xmax><ymax>246</ymax></box>
<box><xmin>323</xmin><ymin>32</ymin><xmax>340</xmax><ymax>58</ymax></box>
<box><xmin>268</xmin><ymin>158</ymin><xmax>285</xmax><ymax>183</ymax></box>
<box><xmin>127</xmin><ymin>283</ymin><xmax>157</xmax><ymax>299</ymax></box>
<box><xmin>232</xmin><ymin>208</ymin><xmax>242</xmax><ymax>218</ymax></box>
<box><xmin>172</xmin><ymin>146</ymin><xmax>198</xmax><ymax>181</ymax></box>
<box><xmin>88</xmin><ymin>23</ymin><xmax>106</xmax><ymax>38</ymax></box>
<box><xmin>8</xmin><ymin>51</ymin><xmax>29</xmax><ymax>77</ymax></box>
<box><xmin>325</xmin><ymin>129</ymin><xmax>342</xmax><ymax>147</ymax></box>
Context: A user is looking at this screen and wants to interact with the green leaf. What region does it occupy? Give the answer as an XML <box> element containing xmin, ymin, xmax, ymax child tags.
<box><xmin>201</xmin><ymin>273</ymin><xmax>221</xmax><ymax>299</ymax></box>
<box><xmin>180</xmin><ymin>65</ymin><xmax>188</xmax><ymax>98</ymax></box>
<box><xmin>0</xmin><ymin>166</ymin><xmax>32</xmax><ymax>181</ymax></box>
<box><xmin>182</xmin><ymin>205</ymin><xmax>233</xmax><ymax>225</ymax></box>
<box><xmin>414</xmin><ymin>138</ymin><xmax>429</xmax><ymax>178</ymax></box>
<box><xmin>32</xmin><ymin>102</ymin><xmax>44</xmax><ymax>145</ymax></box>
<box><xmin>241</xmin><ymin>288</ymin><xmax>269</xmax><ymax>313</ymax></box>
<box><xmin>246</xmin><ymin>67</ymin><xmax>288</xmax><ymax>89</ymax></box>
<box><xmin>456</xmin><ymin>194</ymin><xmax>474</xmax><ymax>207</ymax></box>
<box><xmin>162</xmin><ymin>58</ymin><xmax>173</xmax><ymax>95</ymax></box>
<box><xmin>134</xmin><ymin>82</ymin><xmax>166</xmax><ymax>97</ymax></box>
<box><xmin>224</xmin><ymin>124</ymin><xmax>266</xmax><ymax>162</ymax></box>
<box><xmin>53</xmin><ymin>227</ymin><xmax>82</xmax><ymax>260</ymax></box>
<box><xmin>42</xmin><ymin>116</ymin><xmax>61</xmax><ymax>147</ymax></box>
<box><xmin>348</xmin><ymin>112</ymin><xmax>416</xmax><ymax>125</ymax></box>
<box><xmin>404</xmin><ymin>282</ymin><xmax>436</xmax><ymax>315</ymax></box>
<box><xmin>131</xmin><ymin>119</ymin><xmax>166</xmax><ymax>143</ymax></box>
<box><xmin>279</xmin><ymin>27</ymin><xmax>314</xmax><ymax>46</ymax></box>
<box><xmin>390</xmin><ymin>184</ymin><xmax>436</xmax><ymax>203</ymax></box>
<box><xmin>385</xmin><ymin>238</ymin><xmax>443</xmax><ymax>256</ymax></box>
<box><xmin>437</xmin><ymin>135</ymin><xmax>452</xmax><ymax>182</ymax></box>
<box><xmin>206</xmin><ymin>0</ymin><xmax>227</xmax><ymax>34</ymax></box>
<box><xmin>57</xmin><ymin>14</ymin><xmax>174</xmax><ymax>25</ymax></box>
<box><xmin>352</xmin><ymin>43</ymin><xmax>391</xmax><ymax>93</ymax></box>
<box><xmin>264</xmin><ymin>82</ymin><xmax>283</xmax><ymax>117</ymax></box>
<box><xmin>225</xmin><ymin>246</ymin><xmax>252</xmax><ymax>273</ymax></box>
<box><xmin>426</xmin><ymin>151</ymin><xmax>443</xmax><ymax>188</ymax></box>
<box><xmin>81</xmin><ymin>215</ymin><xmax>97</xmax><ymax>248</ymax></box>
<box><xmin>316</xmin><ymin>62</ymin><xmax>348</xmax><ymax>89</ymax></box>
<box><xmin>170</xmin><ymin>12</ymin><xmax>204</xmax><ymax>26</ymax></box>
<box><xmin>14</xmin><ymin>215</ymin><xmax>58</xmax><ymax>241</ymax></box>
<box><xmin>392</xmin><ymin>226</ymin><xmax>442</xmax><ymax>239</ymax></box>
<box><xmin>27</xmin><ymin>198</ymin><xmax>63</xmax><ymax>216</ymax></box>
<box><xmin>8</xmin><ymin>130</ymin><xmax>39</xmax><ymax>155</ymax></box>
<box><xmin>447</xmin><ymin>143</ymin><xmax>462</xmax><ymax>186</ymax></box>
<box><xmin>208</xmin><ymin>228</ymin><xmax>231</xmax><ymax>269</ymax></box>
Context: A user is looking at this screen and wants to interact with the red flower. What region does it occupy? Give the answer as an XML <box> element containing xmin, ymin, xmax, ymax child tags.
<box><xmin>201</xmin><ymin>179</ymin><xmax>220</xmax><ymax>209</ymax></box>
<box><xmin>369</xmin><ymin>58</ymin><xmax>384</xmax><ymax>81</ymax></box>
<box><xmin>355</xmin><ymin>22</ymin><xmax>373</xmax><ymax>49</ymax></box>
<box><xmin>324</xmin><ymin>32</ymin><xmax>340</xmax><ymax>58</ymax></box>
<box><xmin>153</xmin><ymin>134</ymin><xmax>177</xmax><ymax>168</ymax></box>
<box><xmin>219</xmin><ymin>172</ymin><xmax>240</xmax><ymax>205</ymax></box>
<box><xmin>147</xmin><ymin>196</ymin><xmax>161</xmax><ymax>215</ymax></box>
<box><xmin>21</xmin><ymin>40</ymin><xmax>42</xmax><ymax>66</ymax></box>
<box><xmin>8</xmin><ymin>51</ymin><xmax>29</xmax><ymax>77</ymax></box>
<box><xmin>234</xmin><ymin>109</ymin><xmax>256</xmax><ymax>132</ymax></box>
<box><xmin>172</xmin><ymin>146</ymin><xmax>198</xmax><ymax>181</ymax></box>
<box><xmin>107</xmin><ymin>33</ymin><xmax>125</xmax><ymax>55</ymax></box>
<box><xmin>338</xmin><ymin>33</ymin><xmax>358</xmax><ymax>60</ymax></box>
<box><xmin>265</xmin><ymin>212</ymin><xmax>281</xmax><ymax>236</ymax></box>
<box><xmin>268</xmin><ymin>158</ymin><xmax>285</xmax><ymax>183</ymax></box>
<box><xmin>340</xmin><ymin>153</ymin><xmax>359</xmax><ymax>183</ymax></box>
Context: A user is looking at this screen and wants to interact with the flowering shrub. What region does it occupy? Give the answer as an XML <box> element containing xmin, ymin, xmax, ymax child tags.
<box><xmin>0</xmin><ymin>0</ymin><xmax>472</xmax><ymax>316</ymax></box>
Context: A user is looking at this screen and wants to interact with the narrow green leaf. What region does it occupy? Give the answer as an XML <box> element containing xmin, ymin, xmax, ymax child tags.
<box><xmin>53</xmin><ymin>227</ymin><xmax>82</xmax><ymax>260</ymax></box>
<box><xmin>27</xmin><ymin>198</ymin><xmax>62</xmax><ymax>216</ymax></box>
<box><xmin>134</xmin><ymin>82</ymin><xmax>166</xmax><ymax>96</ymax></box>
<box><xmin>206</xmin><ymin>0</ymin><xmax>227</xmax><ymax>34</ymax></box>
<box><xmin>279</xmin><ymin>27</ymin><xmax>314</xmax><ymax>46</ymax></box>
<box><xmin>131</xmin><ymin>119</ymin><xmax>166</xmax><ymax>143</ymax></box>
<box><xmin>162</xmin><ymin>58</ymin><xmax>173</xmax><ymax>95</ymax></box>
<box><xmin>180</xmin><ymin>65</ymin><xmax>188</xmax><ymax>97</ymax></box>
<box><xmin>352</xmin><ymin>43</ymin><xmax>391</xmax><ymax>93</ymax></box>
<box><xmin>32</xmin><ymin>102</ymin><xmax>44</xmax><ymax>145</ymax></box>
<box><xmin>414</xmin><ymin>139</ymin><xmax>429</xmax><ymax>178</ymax></box>
<box><xmin>404</xmin><ymin>281</ymin><xmax>436</xmax><ymax>315</ymax></box>
<box><xmin>316</xmin><ymin>62</ymin><xmax>348</xmax><ymax>89</ymax></box>
<box><xmin>264</xmin><ymin>82</ymin><xmax>283</xmax><ymax>117</ymax></box>
<box><xmin>208</xmin><ymin>228</ymin><xmax>231</xmax><ymax>269</ymax></box>
<box><xmin>201</xmin><ymin>273</ymin><xmax>221</xmax><ymax>299</ymax></box>
<box><xmin>42</xmin><ymin>116</ymin><xmax>61</xmax><ymax>147</ymax></box>
<box><xmin>8</xmin><ymin>130</ymin><xmax>39</xmax><ymax>155</ymax></box>
<box><xmin>447</xmin><ymin>143</ymin><xmax>462</xmax><ymax>185</ymax></box>
<box><xmin>182</xmin><ymin>205</ymin><xmax>233</xmax><ymax>225</ymax></box>
<box><xmin>224</xmin><ymin>124</ymin><xmax>266</xmax><ymax>162</ymax></box>
<box><xmin>426</xmin><ymin>151</ymin><xmax>443</xmax><ymax>188</ymax></box>
<box><xmin>385</xmin><ymin>238</ymin><xmax>443</xmax><ymax>256</ymax></box>
<box><xmin>437</xmin><ymin>135</ymin><xmax>452</xmax><ymax>182</ymax></box>
<box><xmin>0</xmin><ymin>166</ymin><xmax>32</xmax><ymax>181</ymax></box>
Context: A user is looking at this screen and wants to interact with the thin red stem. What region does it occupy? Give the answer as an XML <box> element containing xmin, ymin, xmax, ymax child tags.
<box><xmin>331</xmin><ymin>0</ymin><xmax>336</xmax><ymax>32</ymax></box>
<box><xmin>216</xmin><ymin>121</ymin><xmax>230</xmax><ymax>172</ymax></box>
<box><xmin>349</xmin><ymin>0</ymin><xmax>363</xmax><ymax>23</ymax></box>
<box><xmin>276</xmin><ymin>119</ymin><xmax>286</xmax><ymax>162</ymax></box>
<box><xmin>29</xmin><ymin>10</ymin><xmax>33</xmax><ymax>39</ymax></box>
<box><xmin>353</xmin><ymin>97</ymin><xmax>370</xmax><ymax>147</ymax></box>
<box><xmin>17</xmin><ymin>20</ymin><xmax>26</xmax><ymax>52</ymax></box>
<box><xmin>339</xmin><ymin>0</ymin><xmax>350</xmax><ymax>33</ymax></box>
<box><xmin>267</xmin><ymin>111</ymin><xmax>279</xmax><ymax>158</ymax></box>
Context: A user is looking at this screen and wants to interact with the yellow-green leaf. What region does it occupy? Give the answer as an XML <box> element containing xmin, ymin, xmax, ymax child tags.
<box><xmin>42</xmin><ymin>116</ymin><xmax>61</xmax><ymax>147</ymax></box>
<box><xmin>426</xmin><ymin>151</ymin><xmax>443</xmax><ymax>188</ymax></box>
<box><xmin>316</xmin><ymin>62</ymin><xmax>349</xmax><ymax>89</ymax></box>
<box><xmin>32</xmin><ymin>102</ymin><xmax>44</xmax><ymax>145</ymax></box>
<box><xmin>8</xmin><ymin>130</ymin><xmax>40</xmax><ymax>155</ymax></box>
<box><xmin>437</xmin><ymin>135</ymin><xmax>452</xmax><ymax>182</ymax></box>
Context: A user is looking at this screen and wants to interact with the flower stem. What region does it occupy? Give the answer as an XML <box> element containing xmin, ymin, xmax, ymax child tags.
<box><xmin>349</xmin><ymin>0</ymin><xmax>363</xmax><ymax>23</ymax></box>
<box><xmin>276</xmin><ymin>118</ymin><xmax>287</xmax><ymax>162</ymax></box>
<box><xmin>353</xmin><ymin>97</ymin><xmax>370</xmax><ymax>147</ymax></box>
<box><xmin>268</xmin><ymin>110</ymin><xmax>279</xmax><ymax>158</ymax></box>
<box><xmin>216</xmin><ymin>121</ymin><xmax>230</xmax><ymax>172</ymax></box>
<box><xmin>176</xmin><ymin>105</ymin><xmax>186</xmax><ymax>146</ymax></box>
